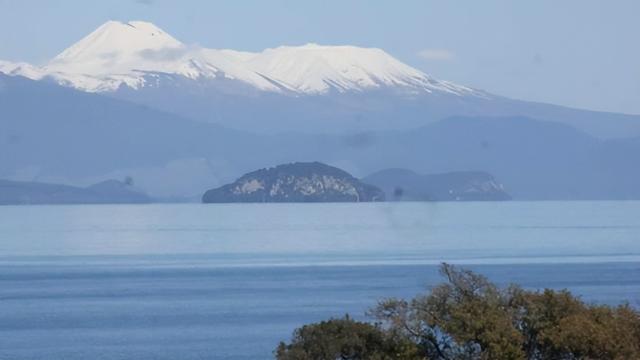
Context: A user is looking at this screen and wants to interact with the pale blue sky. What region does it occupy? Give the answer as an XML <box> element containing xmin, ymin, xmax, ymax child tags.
<box><xmin>0</xmin><ymin>0</ymin><xmax>638</xmax><ymax>114</ymax></box>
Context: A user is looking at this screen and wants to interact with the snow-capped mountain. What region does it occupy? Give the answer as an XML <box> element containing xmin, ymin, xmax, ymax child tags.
<box><xmin>0</xmin><ymin>20</ymin><xmax>479</xmax><ymax>96</ymax></box>
<box><xmin>3</xmin><ymin>20</ymin><xmax>640</xmax><ymax>139</ymax></box>
<box><xmin>246</xmin><ymin>43</ymin><xmax>476</xmax><ymax>95</ymax></box>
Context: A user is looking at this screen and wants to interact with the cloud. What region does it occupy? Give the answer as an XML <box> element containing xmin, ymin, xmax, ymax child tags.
<box><xmin>138</xmin><ymin>45</ymin><xmax>197</xmax><ymax>61</ymax></box>
<box><xmin>418</xmin><ymin>49</ymin><xmax>455</xmax><ymax>61</ymax></box>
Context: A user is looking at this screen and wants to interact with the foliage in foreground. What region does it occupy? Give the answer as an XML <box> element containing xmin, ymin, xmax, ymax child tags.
<box><xmin>274</xmin><ymin>315</ymin><xmax>420</xmax><ymax>360</ymax></box>
<box><xmin>275</xmin><ymin>264</ymin><xmax>640</xmax><ymax>360</ymax></box>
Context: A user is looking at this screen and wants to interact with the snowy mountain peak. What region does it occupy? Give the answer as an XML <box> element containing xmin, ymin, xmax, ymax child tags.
<box><xmin>0</xmin><ymin>21</ymin><xmax>481</xmax><ymax>96</ymax></box>
<box><xmin>251</xmin><ymin>44</ymin><xmax>441</xmax><ymax>94</ymax></box>
<box><xmin>52</xmin><ymin>20</ymin><xmax>182</xmax><ymax>62</ymax></box>
<box><xmin>48</xmin><ymin>20</ymin><xmax>184</xmax><ymax>76</ymax></box>
<box><xmin>248</xmin><ymin>43</ymin><xmax>478</xmax><ymax>95</ymax></box>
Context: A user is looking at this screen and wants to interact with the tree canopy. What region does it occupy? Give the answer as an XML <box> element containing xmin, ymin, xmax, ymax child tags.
<box><xmin>276</xmin><ymin>264</ymin><xmax>640</xmax><ymax>360</ymax></box>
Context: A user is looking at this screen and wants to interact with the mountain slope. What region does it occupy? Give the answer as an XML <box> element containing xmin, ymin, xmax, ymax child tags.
<box><xmin>0</xmin><ymin>74</ymin><xmax>270</xmax><ymax>196</ymax></box>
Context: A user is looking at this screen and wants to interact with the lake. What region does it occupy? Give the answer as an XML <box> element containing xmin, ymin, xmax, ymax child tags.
<box><xmin>1</xmin><ymin>202</ymin><xmax>639</xmax><ymax>359</ymax></box>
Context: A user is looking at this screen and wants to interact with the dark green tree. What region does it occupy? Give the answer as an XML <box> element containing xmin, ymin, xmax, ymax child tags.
<box><xmin>275</xmin><ymin>315</ymin><xmax>421</xmax><ymax>360</ymax></box>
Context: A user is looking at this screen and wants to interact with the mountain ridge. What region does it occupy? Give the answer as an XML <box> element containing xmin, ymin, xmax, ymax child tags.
<box><xmin>0</xmin><ymin>20</ymin><xmax>478</xmax><ymax>96</ymax></box>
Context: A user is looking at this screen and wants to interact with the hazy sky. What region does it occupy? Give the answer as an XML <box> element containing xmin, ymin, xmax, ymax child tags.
<box><xmin>0</xmin><ymin>0</ymin><xmax>638</xmax><ymax>115</ymax></box>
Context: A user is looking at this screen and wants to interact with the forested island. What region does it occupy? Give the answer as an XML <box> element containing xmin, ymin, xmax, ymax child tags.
<box><xmin>202</xmin><ymin>162</ymin><xmax>385</xmax><ymax>203</ymax></box>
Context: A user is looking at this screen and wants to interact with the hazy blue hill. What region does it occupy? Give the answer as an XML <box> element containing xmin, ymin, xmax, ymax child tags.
<box><xmin>112</xmin><ymin>82</ymin><xmax>640</xmax><ymax>138</ymax></box>
<box><xmin>2</xmin><ymin>74</ymin><xmax>640</xmax><ymax>200</ymax></box>
<box><xmin>389</xmin><ymin>117</ymin><xmax>640</xmax><ymax>200</ymax></box>
<box><xmin>0</xmin><ymin>74</ymin><xmax>259</xmax><ymax>172</ymax></box>
<box><xmin>202</xmin><ymin>162</ymin><xmax>384</xmax><ymax>203</ymax></box>
<box><xmin>363</xmin><ymin>169</ymin><xmax>511</xmax><ymax>201</ymax></box>
<box><xmin>305</xmin><ymin>115</ymin><xmax>639</xmax><ymax>200</ymax></box>
<box><xmin>0</xmin><ymin>179</ymin><xmax>151</xmax><ymax>205</ymax></box>
<box><xmin>0</xmin><ymin>74</ymin><xmax>271</xmax><ymax>196</ymax></box>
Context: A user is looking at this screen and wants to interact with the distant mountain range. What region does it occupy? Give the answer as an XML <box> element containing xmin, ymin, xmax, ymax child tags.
<box><xmin>2</xmin><ymin>73</ymin><xmax>640</xmax><ymax>200</ymax></box>
<box><xmin>1</xmin><ymin>20</ymin><xmax>639</xmax><ymax>138</ymax></box>
<box><xmin>1</xmin><ymin>21</ymin><xmax>639</xmax><ymax>201</ymax></box>
<box><xmin>0</xmin><ymin>179</ymin><xmax>151</xmax><ymax>205</ymax></box>
<box><xmin>0</xmin><ymin>21</ymin><xmax>478</xmax><ymax>95</ymax></box>
<box><xmin>203</xmin><ymin>162</ymin><xmax>384</xmax><ymax>203</ymax></box>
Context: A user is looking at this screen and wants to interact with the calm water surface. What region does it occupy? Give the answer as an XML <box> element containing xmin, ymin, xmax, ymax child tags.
<box><xmin>0</xmin><ymin>202</ymin><xmax>639</xmax><ymax>359</ymax></box>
